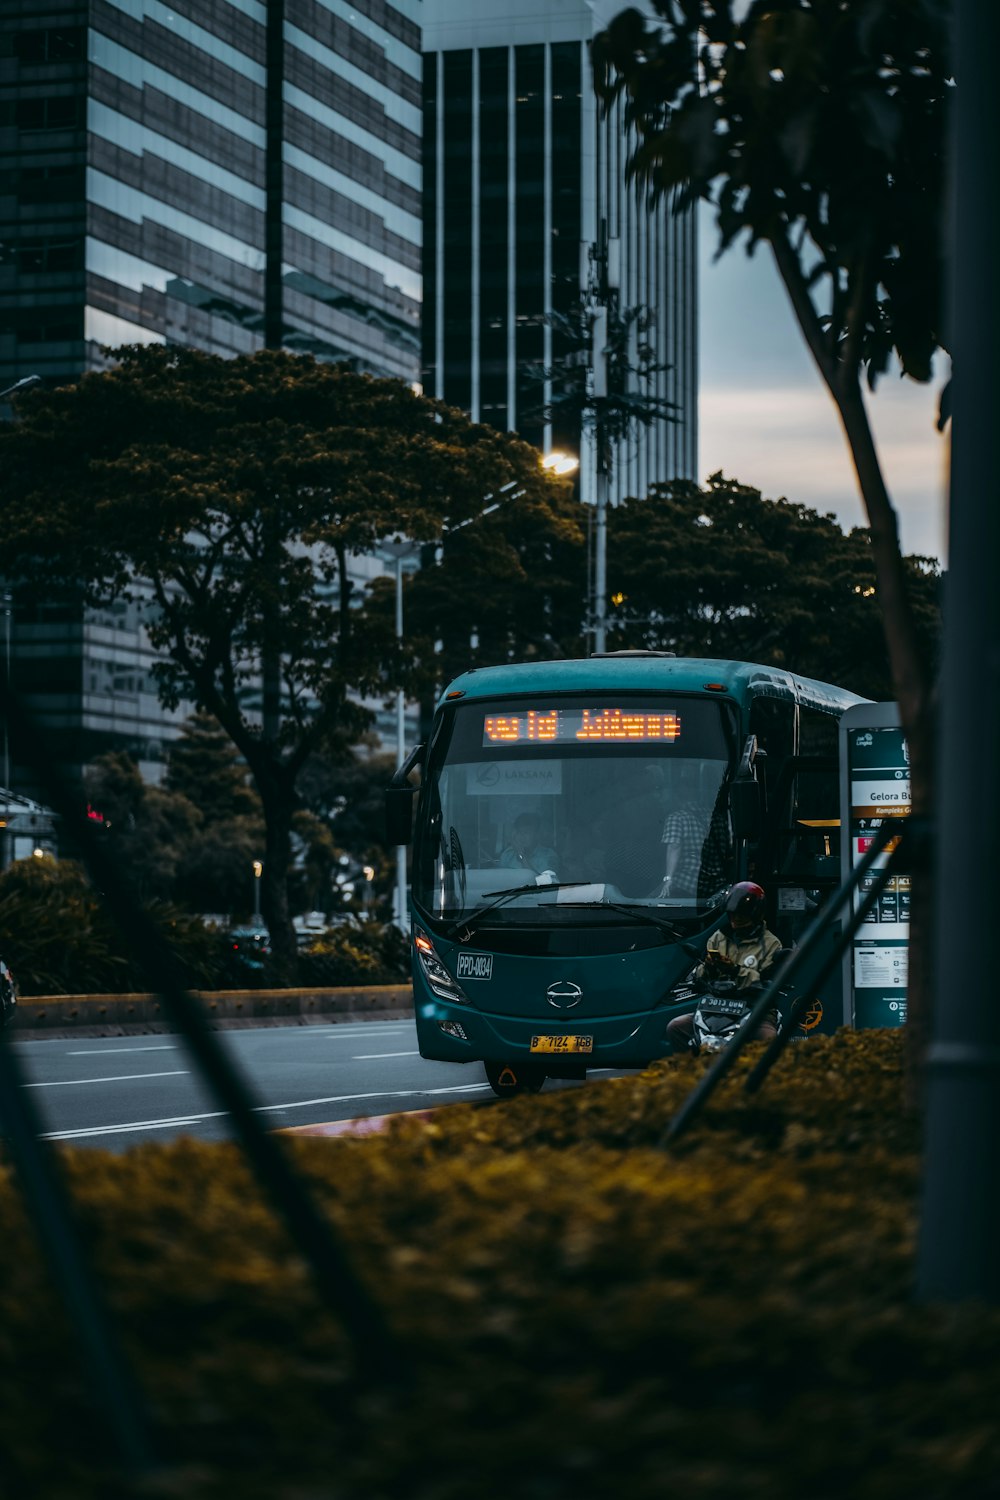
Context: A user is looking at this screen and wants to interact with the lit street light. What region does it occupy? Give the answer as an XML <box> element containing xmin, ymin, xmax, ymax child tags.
<box><xmin>542</xmin><ymin>451</ymin><xmax>580</xmax><ymax>478</ymax></box>
<box><xmin>252</xmin><ymin>859</ymin><xmax>263</xmax><ymax>923</ymax></box>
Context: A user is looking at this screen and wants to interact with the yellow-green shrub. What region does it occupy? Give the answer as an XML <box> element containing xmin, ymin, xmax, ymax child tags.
<box><xmin>1</xmin><ymin>1030</ymin><xmax>997</xmax><ymax>1500</ymax></box>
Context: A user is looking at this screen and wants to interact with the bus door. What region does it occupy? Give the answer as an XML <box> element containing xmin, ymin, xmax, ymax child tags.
<box><xmin>768</xmin><ymin>752</ymin><xmax>843</xmax><ymax>1036</ymax></box>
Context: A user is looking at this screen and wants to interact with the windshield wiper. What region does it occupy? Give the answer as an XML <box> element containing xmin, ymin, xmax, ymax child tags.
<box><xmin>554</xmin><ymin>899</ymin><xmax>686</xmax><ymax>941</ymax></box>
<box><xmin>446</xmin><ymin>882</ymin><xmax>597</xmax><ymax>942</ymax></box>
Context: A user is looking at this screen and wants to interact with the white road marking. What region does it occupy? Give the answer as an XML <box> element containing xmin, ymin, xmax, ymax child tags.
<box><xmin>352</xmin><ymin>1050</ymin><xmax>420</xmax><ymax>1060</ymax></box>
<box><xmin>45</xmin><ymin>1115</ymin><xmax>217</xmax><ymax>1139</ymax></box>
<box><xmin>66</xmin><ymin>1046</ymin><xmax>177</xmax><ymax>1056</ymax></box>
<box><xmin>23</xmin><ymin>1070</ymin><xmax>190</xmax><ymax>1088</ymax></box>
<box><xmin>321</xmin><ymin>1027</ymin><xmax>412</xmax><ymax>1039</ymax></box>
<box><xmin>41</xmin><ymin>1081</ymin><xmax>493</xmax><ymax>1141</ymax></box>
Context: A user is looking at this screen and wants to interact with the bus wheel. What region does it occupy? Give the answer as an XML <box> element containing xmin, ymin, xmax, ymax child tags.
<box><xmin>484</xmin><ymin>1060</ymin><xmax>545</xmax><ymax>1097</ymax></box>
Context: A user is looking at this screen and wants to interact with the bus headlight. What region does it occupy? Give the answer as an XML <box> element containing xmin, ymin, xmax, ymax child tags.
<box><xmin>414</xmin><ymin>929</ymin><xmax>470</xmax><ymax>1004</ymax></box>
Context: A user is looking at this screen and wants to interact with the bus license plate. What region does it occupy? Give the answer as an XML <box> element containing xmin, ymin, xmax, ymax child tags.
<box><xmin>530</xmin><ymin>1035</ymin><xmax>593</xmax><ymax>1055</ymax></box>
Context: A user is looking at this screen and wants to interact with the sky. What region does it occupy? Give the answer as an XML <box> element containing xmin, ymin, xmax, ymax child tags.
<box><xmin>696</xmin><ymin>205</ymin><xmax>951</xmax><ymax>567</ymax></box>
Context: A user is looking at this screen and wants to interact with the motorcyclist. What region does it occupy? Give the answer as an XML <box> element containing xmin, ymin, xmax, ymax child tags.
<box><xmin>667</xmin><ymin>881</ymin><xmax>783</xmax><ymax>1051</ymax></box>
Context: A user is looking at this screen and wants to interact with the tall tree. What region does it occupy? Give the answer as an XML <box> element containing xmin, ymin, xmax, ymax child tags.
<box><xmin>606</xmin><ymin>475</ymin><xmax>941</xmax><ymax>700</ymax></box>
<box><xmin>0</xmin><ymin>347</ymin><xmax>575</xmax><ymax>972</ymax></box>
<box><xmin>165</xmin><ymin>711</ymin><xmax>261</xmax><ymax>827</ymax></box>
<box><xmin>594</xmin><ymin>0</ymin><xmax>950</xmax><ymax>1052</ymax></box>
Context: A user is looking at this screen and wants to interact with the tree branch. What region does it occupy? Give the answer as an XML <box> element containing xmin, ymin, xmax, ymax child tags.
<box><xmin>769</xmin><ymin>219</ymin><xmax>839</xmax><ymax>389</ymax></box>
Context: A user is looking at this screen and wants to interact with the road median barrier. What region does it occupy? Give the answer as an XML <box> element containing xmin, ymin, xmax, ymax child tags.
<box><xmin>9</xmin><ymin>983</ymin><xmax>413</xmax><ymax>1034</ymax></box>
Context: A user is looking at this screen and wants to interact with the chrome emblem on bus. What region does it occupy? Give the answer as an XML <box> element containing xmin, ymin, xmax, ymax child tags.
<box><xmin>546</xmin><ymin>980</ymin><xmax>583</xmax><ymax>1010</ymax></box>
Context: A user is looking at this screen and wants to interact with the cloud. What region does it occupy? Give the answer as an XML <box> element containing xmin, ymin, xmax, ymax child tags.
<box><xmin>697</xmin><ymin>204</ymin><xmax>949</xmax><ymax>563</ymax></box>
<box><xmin>699</xmin><ymin>382</ymin><xmax>948</xmax><ymax>563</ymax></box>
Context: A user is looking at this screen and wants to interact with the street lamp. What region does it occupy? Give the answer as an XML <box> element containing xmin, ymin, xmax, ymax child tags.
<box><xmin>1</xmin><ymin>375</ymin><xmax>40</xmax><ymax>870</ymax></box>
<box><xmin>542</xmin><ymin>451</ymin><xmax>579</xmax><ymax>478</ymax></box>
<box><xmin>380</xmin><ymin>478</ymin><xmax>531</xmax><ymax>931</ymax></box>
<box><xmin>0</xmin><ymin>375</ymin><xmax>41</xmax><ymax>400</ymax></box>
<box><xmin>252</xmin><ymin>859</ymin><xmax>263</xmax><ymax>923</ymax></box>
<box><xmin>379</xmin><ymin>537</ymin><xmax>423</xmax><ymax>931</ymax></box>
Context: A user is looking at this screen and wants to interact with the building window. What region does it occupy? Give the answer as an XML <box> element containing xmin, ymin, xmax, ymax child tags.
<box><xmin>14</xmin><ymin>28</ymin><xmax>86</xmax><ymax>64</ymax></box>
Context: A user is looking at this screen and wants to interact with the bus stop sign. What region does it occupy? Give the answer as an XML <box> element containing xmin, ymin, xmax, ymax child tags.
<box><xmin>839</xmin><ymin>703</ymin><xmax>910</xmax><ymax>1029</ymax></box>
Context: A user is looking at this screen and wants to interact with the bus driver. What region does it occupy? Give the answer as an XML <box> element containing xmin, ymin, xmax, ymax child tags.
<box><xmin>500</xmin><ymin>812</ymin><xmax>559</xmax><ymax>882</ymax></box>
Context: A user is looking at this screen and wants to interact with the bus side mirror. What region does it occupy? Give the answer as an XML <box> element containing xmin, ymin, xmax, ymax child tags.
<box><xmin>385</xmin><ymin>741</ymin><xmax>425</xmax><ymax>846</ymax></box>
<box><xmin>385</xmin><ymin>786</ymin><xmax>415</xmax><ymax>845</ymax></box>
<box><xmin>730</xmin><ymin>734</ymin><xmax>766</xmax><ymax>841</ymax></box>
<box><xmin>730</xmin><ymin>778</ymin><xmax>763</xmax><ymax>842</ymax></box>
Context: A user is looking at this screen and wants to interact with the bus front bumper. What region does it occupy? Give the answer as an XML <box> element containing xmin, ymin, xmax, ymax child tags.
<box><xmin>415</xmin><ymin>995</ymin><xmax>686</xmax><ymax>1068</ymax></box>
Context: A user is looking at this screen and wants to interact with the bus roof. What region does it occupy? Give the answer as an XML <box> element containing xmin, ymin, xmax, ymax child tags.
<box><xmin>437</xmin><ymin>655</ymin><xmax>869</xmax><ymax>717</ymax></box>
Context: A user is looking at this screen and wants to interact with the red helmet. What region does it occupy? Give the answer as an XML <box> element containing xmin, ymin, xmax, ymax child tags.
<box><xmin>725</xmin><ymin>881</ymin><xmax>766</xmax><ymax>935</ymax></box>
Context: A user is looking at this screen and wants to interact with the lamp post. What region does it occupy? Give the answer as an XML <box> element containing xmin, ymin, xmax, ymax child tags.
<box><xmin>0</xmin><ymin>375</ymin><xmax>40</xmax><ymax>871</ymax></box>
<box><xmin>379</xmin><ymin>538</ymin><xmax>423</xmax><ymax>931</ymax></box>
<box><xmin>380</xmin><ymin>477</ymin><xmax>535</xmax><ymax>932</ymax></box>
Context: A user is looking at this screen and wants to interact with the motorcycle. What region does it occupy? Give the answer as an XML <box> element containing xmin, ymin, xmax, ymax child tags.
<box><xmin>673</xmin><ymin>949</ymin><xmax>793</xmax><ymax>1055</ymax></box>
<box><xmin>1</xmin><ymin>957</ymin><xmax>16</xmax><ymax>1029</ymax></box>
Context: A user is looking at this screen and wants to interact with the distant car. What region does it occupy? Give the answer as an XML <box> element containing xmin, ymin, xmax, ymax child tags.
<box><xmin>226</xmin><ymin>927</ymin><xmax>271</xmax><ymax>973</ymax></box>
<box><xmin>293</xmin><ymin>911</ymin><xmax>327</xmax><ymax>947</ymax></box>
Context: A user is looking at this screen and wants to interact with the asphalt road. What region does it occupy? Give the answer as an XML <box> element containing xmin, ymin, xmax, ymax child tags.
<box><xmin>10</xmin><ymin>1018</ymin><xmax>620</xmax><ymax>1151</ymax></box>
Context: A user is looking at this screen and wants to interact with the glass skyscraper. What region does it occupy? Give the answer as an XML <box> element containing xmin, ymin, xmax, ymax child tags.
<box><xmin>421</xmin><ymin>0</ymin><xmax>697</xmax><ymax>504</ymax></box>
<box><xmin>1</xmin><ymin>0</ymin><xmax>422</xmax><ymax>783</ymax></box>
<box><xmin>2</xmin><ymin>0</ymin><xmax>422</xmax><ymax>381</ymax></box>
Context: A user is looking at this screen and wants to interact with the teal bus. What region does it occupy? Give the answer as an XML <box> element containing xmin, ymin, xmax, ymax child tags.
<box><xmin>387</xmin><ymin>653</ymin><xmax>866</xmax><ymax>1095</ymax></box>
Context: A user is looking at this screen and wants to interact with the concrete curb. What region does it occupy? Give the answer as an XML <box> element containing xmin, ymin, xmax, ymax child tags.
<box><xmin>8</xmin><ymin>984</ymin><xmax>413</xmax><ymax>1035</ymax></box>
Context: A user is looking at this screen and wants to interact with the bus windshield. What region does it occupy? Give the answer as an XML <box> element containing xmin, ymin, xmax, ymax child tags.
<box><xmin>413</xmin><ymin>694</ymin><xmax>738</xmax><ymax>924</ymax></box>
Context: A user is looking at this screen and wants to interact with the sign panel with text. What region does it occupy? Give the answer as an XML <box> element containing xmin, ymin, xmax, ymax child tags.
<box><xmin>840</xmin><ymin>703</ymin><xmax>909</xmax><ymax>1029</ymax></box>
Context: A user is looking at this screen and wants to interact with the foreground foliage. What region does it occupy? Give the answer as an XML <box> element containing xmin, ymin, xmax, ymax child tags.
<box><xmin>1</xmin><ymin>1031</ymin><xmax>997</xmax><ymax>1498</ymax></box>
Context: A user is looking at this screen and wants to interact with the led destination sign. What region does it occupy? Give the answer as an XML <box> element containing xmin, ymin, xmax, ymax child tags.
<box><xmin>483</xmin><ymin>707</ymin><xmax>682</xmax><ymax>746</ymax></box>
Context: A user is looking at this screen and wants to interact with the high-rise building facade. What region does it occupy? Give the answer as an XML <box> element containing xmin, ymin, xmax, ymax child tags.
<box><xmin>0</xmin><ymin>0</ymin><xmax>422</xmax><ymax>783</ymax></box>
<box><xmin>421</xmin><ymin>0</ymin><xmax>697</xmax><ymax>505</ymax></box>
<box><xmin>1</xmin><ymin>0</ymin><xmax>422</xmax><ymax>382</ymax></box>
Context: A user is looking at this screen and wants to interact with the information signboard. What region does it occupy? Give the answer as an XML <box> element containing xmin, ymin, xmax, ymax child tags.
<box><xmin>839</xmin><ymin>703</ymin><xmax>909</xmax><ymax>1028</ymax></box>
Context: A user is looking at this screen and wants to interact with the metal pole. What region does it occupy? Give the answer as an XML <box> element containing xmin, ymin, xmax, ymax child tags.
<box><xmin>916</xmin><ymin>0</ymin><xmax>1000</xmax><ymax>1302</ymax></box>
<box><xmin>0</xmin><ymin>375</ymin><xmax>40</xmax><ymax>868</ymax></box>
<box><xmin>594</xmin><ymin>466</ymin><xmax>608</xmax><ymax>655</ymax></box>
<box><xmin>395</xmin><ymin>554</ymin><xmax>407</xmax><ymax>932</ymax></box>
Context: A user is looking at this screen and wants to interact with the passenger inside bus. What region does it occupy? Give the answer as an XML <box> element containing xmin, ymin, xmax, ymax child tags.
<box><xmin>658</xmin><ymin>764</ymin><xmax>733</xmax><ymax>901</ymax></box>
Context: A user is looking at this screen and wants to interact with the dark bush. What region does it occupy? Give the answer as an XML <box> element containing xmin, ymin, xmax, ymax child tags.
<box><xmin>0</xmin><ymin>857</ymin><xmax>228</xmax><ymax>994</ymax></box>
<box><xmin>297</xmin><ymin>918</ymin><xmax>409</xmax><ymax>988</ymax></box>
